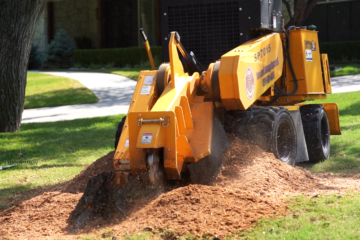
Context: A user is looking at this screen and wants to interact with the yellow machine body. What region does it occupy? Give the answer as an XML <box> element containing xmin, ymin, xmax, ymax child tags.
<box><xmin>114</xmin><ymin>32</ymin><xmax>216</xmax><ymax>180</ymax></box>
<box><xmin>219</xmin><ymin>33</ymin><xmax>284</xmax><ymax>110</ymax></box>
<box><xmin>114</xmin><ymin>28</ymin><xmax>341</xmax><ymax>182</ymax></box>
<box><xmin>285</xmin><ymin>29</ymin><xmax>330</xmax><ymax>95</ymax></box>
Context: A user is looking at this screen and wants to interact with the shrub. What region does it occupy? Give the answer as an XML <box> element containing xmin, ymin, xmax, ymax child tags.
<box><xmin>75</xmin><ymin>36</ymin><xmax>92</xmax><ymax>49</ymax></box>
<box><xmin>45</xmin><ymin>29</ymin><xmax>77</xmax><ymax>68</ymax></box>
<box><xmin>28</xmin><ymin>44</ymin><xmax>41</xmax><ymax>70</ymax></box>
<box><xmin>73</xmin><ymin>46</ymin><xmax>162</xmax><ymax>68</ymax></box>
<box><xmin>320</xmin><ymin>41</ymin><xmax>360</xmax><ymax>63</ymax></box>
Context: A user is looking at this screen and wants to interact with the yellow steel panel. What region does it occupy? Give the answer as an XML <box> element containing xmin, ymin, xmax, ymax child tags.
<box><xmin>136</xmin><ymin>124</ymin><xmax>164</xmax><ymax>148</ymax></box>
<box><xmin>219</xmin><ymin>33</ymin><xmax>284</xmax><ymax>110</ymax></box>
<box><xmin>180</xmin><ymin>96</ymin><xmax>194</xmax><ymax>129</ymax></box>
<box><xmin>169</xmin><ymin>32</ymin><xmax>185</xmax><ymax>88</ymax></box>
<box><xmin>152</xmin><ymin>75</ymin><xmax>189</xmax><ymax>112</ymax></box>
<box><xmin>177</xmin><ymin>135</ymin><xmax>195</xmax><ymax>163</ymax></box>
<box><xmin>144</xmin><ymin>41</ymin><xmax>155</xmax><ymax>70</ymax></box>
<box><xmin>186</xmin><ymin>102</ymin><xmax>213</xmax><ymax>161</ymax></box>
<box><xmin>284</xmin><ymin>106</ymin><xmax>300</xmax><ymax>111</ymax></box>
<box><xmin>286</xmin><ymin>29</ymin><xmax>325</xmax><ymax>94</ymax></box>
<box><xmin>186</xmin><ymin>72</ymin><xmax>199</xmax><ymax>104</ymax></box>
<box><xmin>321</xmin><ymin>54</ymin><xmax>332</xmax><ymax>93</ymax></box>
<box><xmin>322</xmin><ymin>103</ymin><xmax>341</xmax><ymax>135</ymax></box>
<box><xmin>275</xmin><ymin>94</ymin><xmax>327</xmax><ymax>106</ymax></box>
<box><xmin>127</xmin><ymin>111</ymin><xmax>181</xmax><ymax>179</ymax></box>
<box><xmin>114</xmin><ymin>71</ymin><xmax>157</xmax><ymax>167</ymax></box>
<box><xmin>175</xmin><ymin>106</ymin><xmax>187</xmax><ymax>136</ymax></box>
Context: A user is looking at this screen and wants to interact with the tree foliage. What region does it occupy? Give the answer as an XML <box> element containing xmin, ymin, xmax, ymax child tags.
<box><xmin>45</xmin><ymin>29</ymin><xmax>77</xmax><ymax>68</ymax></box>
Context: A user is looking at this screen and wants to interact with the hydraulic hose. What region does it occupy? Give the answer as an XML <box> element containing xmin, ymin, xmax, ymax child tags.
<box><xmin>274</xmin><ymin>25</ymin><xmax>299</xmax><ymax>96</ymax></box>
<box><xmin>260</xmin><ymin>26</ymin><xmax>300</xmax><ymax>106</ymax></box>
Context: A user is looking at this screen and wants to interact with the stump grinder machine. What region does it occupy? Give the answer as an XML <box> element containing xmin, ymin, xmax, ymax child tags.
<box><xmin>113</xmin><ymin>0</ymin><xmax>341</xmax><ymax>186</ymax></box>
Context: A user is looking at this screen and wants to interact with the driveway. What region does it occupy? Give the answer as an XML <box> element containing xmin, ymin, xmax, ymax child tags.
<box><xmin>330</xmin><ymin>74</ymin><xmax>360</xmax><ymax>93</ymax></box>
<box><xmin>22</xmin><ymin>72</ymin><xmax>136</xmax><ymax>123</ymax></box>
<box><xmin>22</xmin><ymin>72</ymin><xmax>360</xmax><ymax>123</ymax></box>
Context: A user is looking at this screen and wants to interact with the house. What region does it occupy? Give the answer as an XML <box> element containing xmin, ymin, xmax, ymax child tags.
<box><xmin>32</xmin><ymin>0</ymin><xmax>160</xmax><ymax>54</ymax></box>
<box><xmin>32</xmin><ymin>0</ymin><xmax>359</xmax><ymax>62</ymax></box>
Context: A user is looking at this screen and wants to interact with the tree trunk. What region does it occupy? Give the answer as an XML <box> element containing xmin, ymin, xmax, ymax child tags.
<box><xmin>283</xmin><ymin>0</ymin><xmax>320</xmax><ymax>28</ymax></box>
<box><xmin>0</xmin><ymin>0</ymin><xmax>46</xmax><ymax>132</ymax></box>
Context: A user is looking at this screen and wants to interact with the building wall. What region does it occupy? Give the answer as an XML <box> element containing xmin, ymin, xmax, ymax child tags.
<box><xmin>53</xmin><ymin>0</ymin><xmax>99</xmax><ymax>48</ymax></box>
<box><xmin>305</xmin><ymin>0</ymin><xmax>360</xmax><ymax>42</ymax></box>
<box><xmin>32</xmin><ymin>6</ymin><xmax>48</xmax><ymax>53</ymax></box>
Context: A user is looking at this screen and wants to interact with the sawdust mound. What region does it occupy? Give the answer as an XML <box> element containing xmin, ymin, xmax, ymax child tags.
<box><xmin>111</xmin><ymin>137</ymin><xmax>330</xmax><ymax>237</ymax></box>
<box><xmin>0</xmin><ymin>137</ymin><xmax>357</xmax><ymax>239</ymax></box>
<box><xmin>0</xmin><ymin>192</ymin><xmax>82</xmax><ymax>240</ymax></box>
<box><xmin>63</xmin><ymin>151</ymin><xmax>114</xmax><ymax>193</ymax></box>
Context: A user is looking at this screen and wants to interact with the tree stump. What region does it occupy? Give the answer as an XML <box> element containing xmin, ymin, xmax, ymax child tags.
<box><xmin>69</xmin><ymin>171</ymin><xmax>129</xmax><ymax>229</ymax></box>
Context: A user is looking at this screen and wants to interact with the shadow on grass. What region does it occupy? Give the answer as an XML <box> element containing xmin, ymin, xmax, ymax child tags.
<box><xmin>0</xmin><ymin>115</ymin><xmax>123</xmax><ymax>166</ymax></box>
<box><xmin>339</xmin><ymin>123</ymin><xmax>360</xmax><ymax>131</ymax></box>
<box><xmin>339</xmin><ymin>100</ymin><xmax>360</xmax><ymax>116</ymax></box>
<box><xmin>297</xmin><ymin>141</ymin><xmax>360</xmax><ymax>174</ymax></box>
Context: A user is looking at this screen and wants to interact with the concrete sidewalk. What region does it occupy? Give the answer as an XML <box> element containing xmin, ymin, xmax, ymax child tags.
<box><xmin>330</xmin><ymin>74</ymin><xmax>360</xmax><ymax>93</ymax></box>
<box><xmin>22</xmin><ymin>72</ymin><xmax>136</xmax><ymax>123</ymax></box>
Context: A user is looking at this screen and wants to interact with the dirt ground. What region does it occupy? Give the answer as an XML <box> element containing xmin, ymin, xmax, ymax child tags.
<box><xmin>1</xmin><ymin>137</ymin><xmax>360</xmax><ymax>240</ymax></box>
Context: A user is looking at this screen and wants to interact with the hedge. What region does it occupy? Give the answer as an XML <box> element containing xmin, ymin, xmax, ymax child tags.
<box><xmin>73</xmin><ymin>46</ymin><xmax>162</xmax><ymax>67</ymax></box>
<box><xmin>74</xmin><ymin>42</ymin><xmax>359</xmax><ymax>67</ymax></box>
<box><xmin>320</xmin><ymin>41</ymin><xmax>360</xmax><ymax>62</ymax></box>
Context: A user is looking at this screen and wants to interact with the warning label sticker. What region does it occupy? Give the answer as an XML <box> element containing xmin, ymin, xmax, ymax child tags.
<box><xmin>273</xmin><ymin>16</ymin><xmax>277</xmax><ymax>28</ymax></box>
<box><xmin>245</xmin><ymin>67</ymin><xmax>255</xmax><ymax>101</ymax></box>
<box><xmin>140</xmin><ymin>86</ymin><xmax>152</xmax><ymax>95</ymax></box>
<box><xmin>124</xmin><ymin>138</ymin><xmax>129</xmax><ymax>147</ymax></box>
<box><xmin>305</xmin><ymin>49</ymin><xmax>313</xmax><ymax>61</ymax></box>
<box><xmin>141</xmin><ymin>133</ymin><xmax>153</xmax><ymax>144</ymax></box>
<box><xmin>143</xmin><ymin>75</ymin><xmax>154</xmax><ymax>85</ymax></box>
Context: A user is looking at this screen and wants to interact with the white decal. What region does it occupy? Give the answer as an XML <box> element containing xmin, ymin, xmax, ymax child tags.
<box><xmin>273</xmin><ymin>16</ymin><xmax>277</xmax><ymax>28</ymax></box>
<box><xmin>245</xmin><ymin>67</ymin><xmax>255</xmax><ymax>101</ymax></box>
<box><xmin>143</xmin><ymin>75</ymin><xmax>154</xmax><ymax>85</ymax></box>
<box><xmin>305</xmin><ymin>49</ymin><xmax>313</xmax><ymax>61</ymax></box>
<box><xmin>124</xmin><ymin>138</ymin><xmax>129</xmax><ymax>147</ymax></box>
<box><xmin>140</xmin><ymin>86</ymin><xmax>152</xmax><ymax>95</ymax></box>
<box><xmin>141</xmin><ymin>133</ymin><xmax>153</xmax><ymax>144</ymax></box>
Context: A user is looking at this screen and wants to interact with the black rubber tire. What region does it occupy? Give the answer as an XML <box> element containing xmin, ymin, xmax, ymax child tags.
<box><xmin>114</xmin><ymin>116</ymin><xmax>126</xmax><ymax>150</ymax></box>
<box><xmin>271</xmin><ymin>110</ymin><xmax>297</xmax><ymax>166</ymax></box>
<box><xmin>300</xmin><ymin>105</ymin><xmax>330</xmax><ymax>163</ymax></box>
<box><xmin>247</xmin><ymin>107</ymin><xmax>297</xmax><ymax>166</ymax></box>
<box><xmin>156</xmin><ymin>63</ymin><xmax>170</xmax><ymax>96</ymax></box>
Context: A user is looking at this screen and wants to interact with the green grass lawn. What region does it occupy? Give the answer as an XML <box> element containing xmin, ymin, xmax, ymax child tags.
<box><xmin>25</xmin><ymin>72</ymin><xmax>99</xmax><ymax>109</ymax></box>
<box><xmin>86</xmin><ymin>67</ymin><xmax>149</xmax><ymax>80</ymax></box>
<box><xmin>238</xmin><ymin>193</ymin><xmax>360</xmax><ymax>239</ymax></box>
<box><xmin>0</xmin><ymin>114</ymin><xmax>124</xmax><ymax>210</ymax></box>
<box><xmin>330</xmin><ymin>64</ymin><xmax>360</xmax><ymax>77</ymax></box>
<box><xmin>43</xmin><ymin>67</ymin><xmax>149</xmax><ymax>81</ymax></box>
